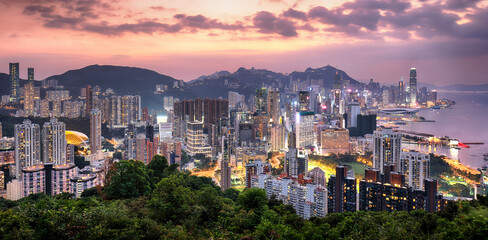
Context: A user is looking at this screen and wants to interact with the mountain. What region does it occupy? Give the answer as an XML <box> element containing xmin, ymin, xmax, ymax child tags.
<box><xmin>186</xmin><ymin>65</ymin><xmax>364</xmax><ymax>99</ymax></box>
<box><xmin>440</xmin><ymin>83</ymin><xmax>488</xmax><ymax>91</ymax></box>
<box><xmin>45</xmin><ymin>65</ymin><xmax>194</xmax><ymax>110</ymax></box>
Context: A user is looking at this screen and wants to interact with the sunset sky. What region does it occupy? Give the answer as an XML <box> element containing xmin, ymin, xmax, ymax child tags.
<box><xmin>0</xmin><ymin>0</ymin><xmax>487</xmax><ymax>85</ymax></box>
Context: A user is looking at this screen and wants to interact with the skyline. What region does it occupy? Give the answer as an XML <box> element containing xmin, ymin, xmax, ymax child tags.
<box><xmin>1</xmin><ymin>0</ymin><xmax>488</xmax><ymax>85</ymax></box>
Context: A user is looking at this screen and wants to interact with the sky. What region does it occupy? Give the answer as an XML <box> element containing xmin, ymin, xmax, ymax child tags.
<box><xmin>0</xmin><ymin>0</ymin><xmax>487</xmax><ymax>85</ymax></box>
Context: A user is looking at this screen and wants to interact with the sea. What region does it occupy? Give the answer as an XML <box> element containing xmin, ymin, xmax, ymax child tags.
<box><xmin>398</xmin><ymin>91</ymin><xmax>488</xmax><ymax>169</ymax></box>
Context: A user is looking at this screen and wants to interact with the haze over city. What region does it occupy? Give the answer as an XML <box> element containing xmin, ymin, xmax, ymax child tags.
<box><xmin>1</xmin><ymin>0</ymin><xmax>488</xmax><ymax>85</ymax></box>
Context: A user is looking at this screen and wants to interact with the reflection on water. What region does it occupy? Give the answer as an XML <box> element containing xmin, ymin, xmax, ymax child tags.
<box><xmin>398</xmin><ymin>91</ymin><xmax>488</xmax><ymax>169</ymax></box>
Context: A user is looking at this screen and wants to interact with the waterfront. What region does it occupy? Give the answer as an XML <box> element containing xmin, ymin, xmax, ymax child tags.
<box><xmin>398</xmin><ymin>91</ymin><xmax>488</xmax><ymax>169</ymax></box>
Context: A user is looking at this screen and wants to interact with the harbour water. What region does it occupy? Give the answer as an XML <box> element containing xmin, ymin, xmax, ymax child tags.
<box><xmin>398</xmin><ymin>91</ymin><xmax>488</xmax><ymax>169</ymax></box>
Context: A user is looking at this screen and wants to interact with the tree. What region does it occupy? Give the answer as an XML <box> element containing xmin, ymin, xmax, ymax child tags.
<box><xmin>238</xmin><ymin>188</ymin><xmax>268</xmax><ymax>211</ymax></box>
<box><xmin>103</xmin><ymin>160</ymin><xmax>152</xmax><ymax>199</ymax></box>
<box><xmin>223</xmin><ymin>188</ymin><xmax>240</xmax><ymax>202</ymax></box>
<box><xmin>147</xmin><ymin>155</ymin><xmax>169</xmax><ymax>185</ymax></box>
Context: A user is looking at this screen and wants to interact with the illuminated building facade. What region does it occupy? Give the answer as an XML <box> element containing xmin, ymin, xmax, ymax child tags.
<box><xmin>399</xmin><ymin>150</ymin><xmax>430</xmax><ymax>190</ymax></box>
<box><xmin>90</xmin><ymin>108</ymin><xmax>102</xmax><ymax>155</ymax></box>
<box><xmin>295</xmin><ymin>111</ymin><xmax>315</xmax><ymax>148</ymax></box>
<box><xmin>373</xmin><ymin>128</ymin><xmax>402</xmax><ymax>173</ymax></box>
<box><xmin>327</xmin><ymin>165</ymin><xmax>356</xmax><ymax>213</ymax></box>
<box><xmin>9</xmin><ymin>63</ymin><xmax>19</xmax><ymax>101</ymax></box>
<box><xmin>321</xmin><ymin>128</ymin><xmax>350</xmax><ymax>154</ymax></box>
<box><xmin>408</xmin><ymin>68</ymin><xmax>417</xmax><ymax>105</ymax></box>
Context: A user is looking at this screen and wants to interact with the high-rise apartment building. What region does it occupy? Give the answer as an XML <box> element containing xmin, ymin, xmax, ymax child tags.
<box><xmin>270</xmin><ymin>124</ymin><xmax>286</xmax><ymax>152</ymax></box>
<box><xmin>90</xmin><ymin>108</ymin><xmax>102</xmax><ymax>155</ymax></box>
<box><xmin>27</xmin><ymin>68</ymin><xmax>34</xmax><ymax>81</ymax></box>
<box><xmin>23</xmin><ymin>82</ymin><xmax>40</xmax><ymax>116</ymax></box>
<box><xmin>298</xmin><ymin>91</ymin><xmax>310</xmax><ymax>112</ymax></box>
<box><xmin>256</xmin><ymin>88</ymin><xmax>268</xmax><ymax>115</ymax></box>
<box><xmin>15</xmin><ymin>120</ymin><xmax>44</xmax><ymax>197</ymax></box>
<box><xmin>185</xmin><ymin>121</ymin><xmax>211</xmax><ymax>156</ymax></box>
<box><xmin>85</xmin><ymin>85</ymin><xmax>93</xmax><ymax>116</ymax></box>
<box><xmin>42</xmin><ymin>118</ymin><xmax>67</xmax><ymax>165</ymax></box>
<box><xmin>327</xmin><ymin>165</ymin><xmax>356</xmax><ymax>213</ymax></box>
<box><xmin>268</xmin><ymin>90</ymin><xmax>280</xmax><ymax>123</ymax></box>
<box><xmin>121</xmin><ymin>95</ymin><xmax>141</xmax><ymax>125</ymax></box>
<box><xmin>399</xmin><ymin>150</ymin><xmax>430</xmax><ymax>190</ymax></box>
<box><xmin>9</xmin><ymin>63</ymin><xmax>20</xmax><ymax>101</ymax></box>
<box><xmin>372</xmin><ymin>128</ymin><xmax>402</xmax><ymax>172</ymax></box>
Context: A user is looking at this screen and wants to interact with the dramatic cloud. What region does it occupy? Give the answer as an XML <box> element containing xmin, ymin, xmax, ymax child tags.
<box><xmin>173</xmin><ymin>14</ymin><xmax>245</xmax><ymax>30</ymax></box>
<box><xmin>444</xmin><ymin>0</ymin><xmax>482</xmax><ymax>10</ymax></box>
<box><xmin>253</xmin><ymin>11</ymin><xmax>298</xmax><ymax>37</ymax></box>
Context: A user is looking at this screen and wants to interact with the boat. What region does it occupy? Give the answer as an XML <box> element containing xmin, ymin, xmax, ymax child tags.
<box><xmin>458</xmin><ymin>142</ymin><xmax>470</xmax><ymax>148</ymax></box>
<box><xmin>484</xmin><ymin>153</ymin><xmax>488</xmax><ymax>161</ymax></box>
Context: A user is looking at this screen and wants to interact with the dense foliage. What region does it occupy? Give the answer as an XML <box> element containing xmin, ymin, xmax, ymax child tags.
<box><xmin>0</xmin><ymin>155</ymin><xmax>487</xmax><ymax>239</ymax></box>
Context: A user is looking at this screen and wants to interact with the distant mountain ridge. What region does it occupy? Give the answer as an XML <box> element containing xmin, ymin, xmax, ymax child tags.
<box><xmin>2</xmin><ymin>65</ymin><xmax>484</xmax><ymax>111</ymax></box>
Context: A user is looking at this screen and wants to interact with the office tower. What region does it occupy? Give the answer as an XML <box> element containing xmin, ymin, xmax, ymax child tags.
<box><xmin>398</xmin><ymin>78</ymin><xmax>405</xmax><ymax>104</ymax></box>
<box><xmin>221</xmin><ymin>160</ymin><xmax>231</xmax><ymax>191</ymax></box>
<box><xmin>408</xmin><ymin>68</ymin><xmax>417</xmax><ymax>105</ymax></box>
<box><xmin>320</xmin><ymin>128</ymin><xmax>350</xmax><ymax>154</ymax></box>
<box><xmin>372</xmin><ymin>128</ymin><xmax>402</xmax><ymax>172</ymax></box>
<box><xmin>268</xmin><ymin>90</ymin><xmax>280</xmax><ymax>123</ymax></box>
<box><xmin>85</xmin><ymin>85</ymin><xmax>93</xmax><ymax>116</ymax></box>
<box><xmin>346</xmin><ymin>102</ymin><xmax>360</xmax><ymax>128</ymax></box>
<box><xmin>28</xmin><ymin>68</ymin><xmax>34</xmax><ymax>81</ymax></box>
<box><xmin>307</xmin><ymin>167</ymin><xmax>326</xmax><ymax>187</ymax></box>
<box><xmin>15</xmin><ymin>120</ymin><xmax>44</xmax><ymax>197</ymax></box>
<box><xmin>185</xmin><ymin>121</ymin><xmax>211</xmax><ymax>156</ymax></box>
<box><xmin>295</xmin><ymin>111</ymin><xmax>315</xmax><ymax>148</ymax></box>
<box><xmin>429</xmin><ymin>90</ymin><xmax>438</xmax><ymax>103</ymax></box>
<box><xmin>42</xmin><ymin>118</ymin><xmax>67</xmax><ymax>165</ymax></box>
<box><xmin>255</xmin><ymin>88</ymin><xmax>268</xmax><ymax>115</ymax></box>
<box><xmin>270</xmin><ymin>124</ymin><xmax>286</xmax><ymax>152</ymax></box>
<box><xmin>298</xmin><ymin>91</ymin><xmax>310</xmax><ymax>112</ymax></box>
<box><xmin>333</xmin><ymin>71</ymin><xmax>342</xmax><ymax>90</ymax></box>
<box><xmin>327</xmin><ymin>165</ymin><xmax>356</xmax><ymax>213</ymax></box>
<box><xmin>90</xmin><ymin>109</ymin><xmax>102</xmax><ymax>155</ymax></box>
<box><xmin>9</xmin><ymin>63</ymin><xmax>20</xmax><ymax>101</ymax></box>
<box><xmin>228</xmin><ymin>91</ymin><xmax>245</xmax><ymax>110</ymax></box>
<box><xmin>284</xmin><ymin>148</ymin><xmax>308</xmax><ymax>176</ymax></box>
<box><xmin>399</xmin><ymin>151</ymin><xmax>430</xmax><ymax>190</ymax></box>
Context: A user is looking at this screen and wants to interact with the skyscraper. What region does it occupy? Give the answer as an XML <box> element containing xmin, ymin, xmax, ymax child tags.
<box><xmin>399</xmin><ymin>151</ymin><xmax>430</xmax><ymax>190</ymax></box>
<box><xmin>373</xmin><ymin>129</ymin><xmax>402</xmax><ymax>172</ymax></box>
<box><xmin>398</xmin><ymin>78</ymin><xmax>405</xmax><ymax>104</ymax></box>
<box><xmin>255</xmin><ymin>88</ymin><xmax>268</xmax><ymax>115</ymax></box>
<box><xmin>28</xmin><ymin>68</ymin><xmax>34</xmax><ymax>81</ymax></box>
<box><xmin>295</xmin><ymin>111</ymin><xmax>315</xmax><ymax>148</ymax></box>
<box><xmin>90</xmin><ymin>108</ymin><xmax>102</xmax><ymax>155</ymax></box>
<box><xmin>327</xmin><ymin>165</ymin><xmax>356</xmax><ymax>213</ymax></box>
<box><xmin>15</xmin><ymin>120</ymin><xmax>42</xmax><ymax>179</ymax></box>
<box><xmin>333</xmin><ymin>71</ymin><xmax>342</xmax><ymax>90</ymax></box>
<box><xmin>408</xmin><ymin>68</ymin><xmax>417</xmax><ymax>105</ymax></box>
<box><xmin>298</xmin><ymin>91</ymin><xmax>310</xmax><ymax>112</ymax></box>
<box><xmin>268</xmin><ymin>90</ymin><xmax>280</xmax><ymax>123</ymax></box>
<box><xmin>9</xmin><ymin>63</ymin><xmax>20</xmax><ymax>101</ymax></box>
<box><xmin>15</xmin><ymin>120</ymin><xmax>44</xmax><ymax>197</ymax></box>
<box><xmin>23</xmin><ymin>82</ymin><xmax>40</xmax><ymax>117</ymax></box>
<box><xmin>42</xmin><ymin>118</ymin><xmax>67</xmax><ymax>165</ymax></box>
<box><xmin>85</xmin><ymin>85</ymin><xmax>93</xmax><ymax>116</ymax></box>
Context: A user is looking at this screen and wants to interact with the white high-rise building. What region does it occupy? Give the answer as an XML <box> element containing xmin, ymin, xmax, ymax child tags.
<box><xmin>295</xmin><ymin>112</ymin><xmax>315</xmax><ymax>148</ymax></box>
<box><xmin>228</xmin><ymin>91</ymin><xmax>245</xmax><ymax>110</ymax></box>
<box><xmin>185</xmin><ymin>121</ymin><xmax>211</xmax><ymax>156</ymax></box>
<box><xmin>372</xmin><ymin>128</ymin><xmax>402</xmax><ymax>173</ymax></box>
<box><xmin>121</xmin><ymin>95</ymin><xmax>141</xmax><ymax>125</ymax></box>
<box><xmin>15</xmin><ymin>120</ymin><xmax>42</xmax><ymax>179</ymax></box>
<box><xmin>399</xmin><ymin>150</ymin><xmax>430</xmax><ymax>190</ymax></box>
<box><xmin>90</xmin><ymin>108</ymin><xmax>102</xmax><ymax>155</ymax></box>
<box><xmin>42</xmin><ymin>118</ymin><xmax>67</xmax><ymax>165</ymax></box>
<box><xmin>15</xmin><ymin>120</ymin><xmax>44</xmax><ymax>197</ymax></box>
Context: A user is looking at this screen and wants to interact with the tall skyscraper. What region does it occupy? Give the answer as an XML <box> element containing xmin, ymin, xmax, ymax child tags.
<box><xmin>399</xmin><ymin>151</ymin><xmax>430</xmax><ymax>190</ymax></box>
<box><xmin>255</xmin><ymin>88</ymin><xmax>268</xmax><ymax>115</ymax></box>
<box><xmin>398</xmin><ymin>78</ymin><xmax>405</xmax><ymax>104</ymax></box>
<box><xmin>408</xmin><ymin>68</ymin><xmax>417</xmax><ymax>105</ymax></box>
<box><xmin>42</xmin><ymin>118</ymin><xmax>67</xmax><ymax>165</ymax></box>
<box><xmin>23</xmin><ymin>82</ymin><xmax>40</xmax><ymax>117</ymax></box>
<box><xmin>9</xmin><ymin>63</ymin><xmax>20</xmax><ymax>101</ymax></box>
<box><xmin>28</xmin><ymin>68</ymin><xmax>34</xmax><ymax>81</ymax></box>
<box><xmin>333</xmin><ymin>71</ymin><xmax>342</xmax><ymax>90</ymax></box>
<box><xmin>15</xmin><ymin>120</ymin><xmax>42</xmax><ymax>179</ymax></box>
<box><xmin>221</xmin><ymin>160</ymin><xmax>231</xmax><ymax>191</ymax></box>
<box><xmin>295</xmin><ymin>111</ymin><xmax>315</xmax><ymax>148</ymax></box>
<box><xmin>85</xmin><ymin>85</ymin><xmax>93</xmax><ymax>116</ymax></box>
<box><xmin>373</xmin><ymin>129</ymin><xmax>402</xmax><ymax>172</ymax></box>
<box><xmin>90</xmin><ymin>108</ymin><xmax>102</xmax><ymax>155</ymax></box>
<box><xmin>268</xmin><ymin>90</ymin><xmax>280</xmax><ymax>123</ymax></box>
<box><xmin>327</xmin><ymin>165</ymin><xmax>356</xmax><ymax>213</ymax></box>
<box><xmin>15</xmin><ymin>120</ymin><xmax>44</xmax><ymax>197</ymax></box>
<box><xmin>298</xmin><ymin>91</ymin><xmax>310</xmax><ymax>112</ymax></box>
